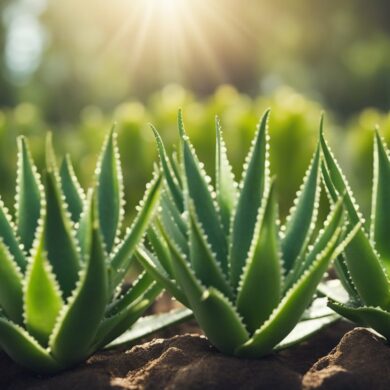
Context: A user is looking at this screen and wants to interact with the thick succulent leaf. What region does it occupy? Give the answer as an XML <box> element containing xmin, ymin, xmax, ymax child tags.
<box><xmin>151</xmin><ymin>125</ymin><xmax>183</xmax><ymax>212</ymax></box>
<box><xmin>371</xmin><ymin>130</ymin><xmax>390</xmax><ymax>271</ymax></box>
<box><xmin>159</xmin><ymin>196</ymin><xmax>188</xmax><ymax>254</ymax></box>
<box><xmin>284</xmin><ymin>195</ymin><xmax>344</xmax><ymax>290</ymax></box>
<box><xmin>215</xmin><ymin>117</ymin><xmax>237</xmax><ymax>234</ymax></box>
<box><xmin>229</xmin><ymin>110</ymin><xmax>270</xmax><ymax>289</ymax></box>
<box><xmin>0</xmin><ymin>200</ymin><xmax>26</xmax><ymax>271</ymax></box>
<box><xmin>197</xmin><ymin>288</ymin><xmax>250</xmax><ymax>354</ymax></box>
<box><xmin>319</xmin><ymin>122</ymin><xmax>361</xmax><ymax>225</ymax></box>
<box><xmin>107</xmin><ymin>271</ymin><xmax>155</xmax><ymax>316</ymax></box>
<box><xmin>15</xmin><ymin>136</ymin><xmax>41</xmax><ymax>252</ymax></box>
<box><xmin>333</xmin><ymin>253</ymin><xmax>360</xmax><ymax>299</ymax></box>
<box><xmin>60</xmin><ymin>155</ymin><xmax>85</xmax><ymax>223</ymax></box>
<box><xmin>179</xmin><ymin>111</ymin><xmax>228</xmax><ymax>273</ymax></box>
<box><xmin>96</xmin><ymin>128</ymin><xmax>124</xmax><ymax>252</ymax></box>
<box><xmin>236</xmin><ymin>181</ymin><xmax>282</xmax><ymax>333</ymax></box>
<box><xmin>93</xmin><ymin>283</ymin><xmax>161</xmax><ymax>349</ymax></box>
<box><xmin>77</xmin><ymin>190</ymin><xmax>93</xmax><ymax>261</ymax></box>
<box><xmin>0</xmin><ymin>318</ymin><xmax>61</xmax><ymax>374</ymax></box>
<box><xmin>0</xmin><ymin>240</ymin><xmax>24</xmax><ymax>324</ymax></box>
<box><xmin>236</xmin><ymin>224</ymin><xmax>343</xmax><ymax>357</ymax></box>
<box><xmin>135</xmin><ymin>246</ymin><xmax>188</xmax><ymax>305</ymax></box>
<box><xmin>106</xmin><ymin>307</ymin><xmax>193</xmax><ymax>349</ymax></box>
<box><xmin>343</xmin><ymin>228</ymin><xmax>390</xmax><ymax>310</ymax></box>
<box><xmin>328</xmin><ymin>300</ymin><xmax>390</xmax><ymax>340</ymax></box>
<box><xmin>24</xmin><ymin>222</ymin><xmax>63</xmax><ymax>346</ymax></box>
<box><xmin>188</xmin><ymin>201</ymin><xmax>233</xmax><ymax>299</ymax></box>
<box><xmin>110</xmin><ymin>174</ymin><xmax>161</xmax><ymax>288</ymax></box>
<box><xmin>49</xmin><ymin>216</ymin><xmax>108</xmax><ymax>366</ymax></box>
<box><xmin>44</xmin><ymin>171</ymin><xmax>80</xmax><ymax>298</ymax></box>
<box><xmin>166</xmin><ymin>236</ymin><xmax>250</xmax><ymax>354</ymax></box>
<box><xmin>281</xmin><ymin>143</ymin><xmax>321</xmax><ymax>274</ymax></box>
<box><xmin>147</xmin><ymin>225</ymin><xmax>174</xmax><ymax>277</ymax></box>
<box><xmin>160</xmin><ymin>191</ymin><xmax>187</xmax><ymax>235</ymax></box>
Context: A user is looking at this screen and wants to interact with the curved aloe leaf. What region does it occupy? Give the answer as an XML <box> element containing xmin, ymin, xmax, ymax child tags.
<box><xmin>229</xmin><ymin>110</ymin><xmax>270</xmax><ymax>289</ymax></box>
<box><xmin>24</xmin><ymin>222</ymin><xmax>63</xmax><ymax>346</ymax></box>
<box><xmin>96</xmin><ymin>128</ymin><xmax>124</xmax><ymax>252</ymax></box>
<box><xmin>0</xmin><ymin>240</ymin><xmax>23</xmax><ymax>324</ymax></box>
<box><xmin>215</xmin><ymin>117</ymin><xmax>237</xmax><ymax>234</ymax></box>
<box><xmin>236</xmin><ymin>181</ymin><xmax>282</xmax><ymax>333</ymax></box>
<box><xmin>151</xmin><ymin>125</ymin><xmax>183</xmax><ymax>212</ymax></box>
<box><xmin>281</xmin><ymin>143</ymin><xmax>321</xmax><ymax>274</ymax></box>
<box><xmin>44</xmin><ymin>171</ymin><xmax>80</xmax><ymax>298</ymax></box>
<box><xmin>110</xmin><ymin>174</ymin><xmax>161</xmax><ymax>288</ymax></box>
<box><xmin>60</xmin><ymin>155</ymin><xmax>85</xmax><ymax>223</ymax></box>
<box><xmin>15</xmin><ymin>136</ymin><xmax>41</xmax><ymax>252</ymax></box>
<box><xmin>49</xmin><ymin>213</ymin><xmax>108</xmax><ymax>366</ymax></box>
<box><xmin>371</xmin><ymin>130</ymin><xmax>390</xmax><ymax>271</ymax></box>
<box><xmin>0</xmin><ymin>319</ymin><xmax>61</xmax><ymax>374</ymax></box>
<box><xmin>236</xmin><ymin>224</ymin><xmax>343</xmax><ymax>357</ymax></box>
<box><xmin>179</xmin><ymin>112</ymin><xmax>227</xmax><ymax>273</ymax></box>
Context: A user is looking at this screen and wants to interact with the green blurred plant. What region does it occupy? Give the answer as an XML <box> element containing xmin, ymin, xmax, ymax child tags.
<box><xmin>136</xmin><ymin>111</ymin><xmax>356</xmax><ymax>358</ymax></box>
<box><xmin>321</xmin><ymin>123</ymin><xmax>390</xmax><ymax>340</ymax></box>
<box><xmin>0</xmin><ymin>130</ymin><xmax>163</xmax><ymax>373</ymax></box>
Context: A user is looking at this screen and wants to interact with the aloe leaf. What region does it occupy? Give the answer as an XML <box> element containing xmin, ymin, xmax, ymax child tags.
<box><xmin>0</xmin><ymin>318</ymin><xmax>61</xmax><ymax>374</ymax></box>
<box><xmin>0</xmin><ymin>240</ymin><xmax>24</xmax><ymax>324</ymax></box>
<box><xmin>328</xmin><ymin>300</ymin><xmax>390</xmax><ymax>340</ymax></box>
<box><xmin>319</xmin><ymin>121</ymin><xmax>361</xmax><ymax>225</ymax></box>
<box><xmin>160</xmin><ymin>191</ymin><xmax>187</xmax><ymax>235</ymax></box>
<box><xmin>343</xmin><ymin>228</ymin><xmax>390</xmax><ymax>310</ymax></box>
<box><xmin>284</xmin><ymin>195</ymin><xmax>344</xmax><ymax>290</ymax></box>
<box><xmin>107</xmin><ymin>271</ymin><xmax>156</xmax><ymax>316</ymax></box>
<box><xmin>77</xmin><ymin>190</ymin><xmax>93</xmax><ymax>261</ymax></box>
<box><xmin>215</xmin><ymin>117</ymin><xmax>237</xmax><ymax>234</ymax></box>
<box><xmin>151</xmin><ymin>125</ymin><xmax>183</xmax><ymax>212</ymax></box>
<box><xmin>135</xmin><ymin>246</ymin><xmax>188</xmax><ymax>305</ymax></box>
<box><xmin>106</xmin><ymin>307</ymin><xmax>193</xmax><ymax>349</ymax></box>
<box><xmin>229</xmin><ymin>110</ymin><xmax>270</xmax><ymax>288</ymax></box>
<box><xmin>236</xmin><ymin>223</ymin><xmax>343</xmax><ymax>357</ymax></box>
<box><xmin>371</xmin><ymin>130</ymin><xmax>390</xmax><ymax>270</ymax></box>
<box><xmin>96</xmin><ymin>128</ymin><xmax>124</xmax><ymax>252</ymax></box>
<box><xmin>0</xmin><ymin>201</ymin><xmax>26</xmax><ymax>271</ymax></box>
<box><xmin>236</xmin><ymin>180</ymin><xmax>282</xmax><ymax>333</ymax></box>
<box><xmin>179</xmin><ymin>112</ymin><xmax>227</xmax><ymax>273</ymax></box>
<box><xmin>147</xmin><ymin>225</ymin><xmax>174</xmax><ymax>277</ymax></box>
<box><xmin>166</xmin><ymin>236</ymin><xmax>249</xmax><ymax>354</ymax></box>
<box><xmin>281</xmin><ymin>143</ymin><xmax>321</xmax><ymax>274</ymax></box>
<box><xmin>49</xmin><ymin>212</ymin><xmax>108</xmax><ymax>366</ymax></box>
<box><xmin>15</xmin><ymin>136</ymin><xmax>41</xmax><ymax>252</ymax></box>
<box><xmin>44</xmin><ymin>170</ymin><xmax>80</xmax><ymax>298</ymax></box>
<box><xmin>110</xmin><ymin>174</ymin><xmax>161</xmax><ymax>288</ymax></box>
<box><xmin>159</xmin><ymin>196</ymin><xmax>188</xmax><ymax>254</ymax></box>
<box><xmin>60</xmin><ymin>155</ymin><xmax>85</xmax><ymax>223</ymax></box>
<box><xmin>24</xmin><ymin>222</ymin><xmax>63</xmax><ymax>346</ymax></box>
<box><xmin>188</xmin><ymin>200</ymin><xmax>233</xmax><ymax>299</ymax></box>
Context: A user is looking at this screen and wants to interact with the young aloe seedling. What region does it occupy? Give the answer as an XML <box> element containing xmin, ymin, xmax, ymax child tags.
<box><xmin>136</xmin><ymin>110</ymin><xmax>356</xmax><ymax>358</ymax></box>
<box><xmin>0</xmin><ymin>130</ymin><xmax>162</xmax><ymax>373</ymax></box>
<box><xmin>321</xmin><ymin>123</ymin><xmax>390</xmax><ymax>339</ymax></box>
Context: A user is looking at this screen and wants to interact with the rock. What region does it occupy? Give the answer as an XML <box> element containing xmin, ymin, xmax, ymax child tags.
<box><xmin>303</xmin><ymin>327</ymin><xmax>390</xmax><ymax>389</ymax></box>
<box><xmin>0</xmin><ymin>321</ymin><xmax>352</xmax><ymax>390</ymax></box>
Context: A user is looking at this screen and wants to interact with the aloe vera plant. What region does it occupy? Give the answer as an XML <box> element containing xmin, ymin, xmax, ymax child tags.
<box><xmin>321</xmin><ymin>123</ymin><xmax>390</xmax><ymax>339</ymax></box>
<box><xmin>0</xmin><ymin>130</ymin><xmax>162</xmax><ymax>373</ymax></box>
<box><xmin>136</xmin><ymin>110</ymin><xmax>355</xmax><ymax>358</ymax></box>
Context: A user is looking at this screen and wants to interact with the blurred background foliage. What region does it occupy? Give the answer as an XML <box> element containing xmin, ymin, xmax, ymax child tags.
<box><xmin>0</xmin><ymin>0</ymin><xmax>390</xmax><ymax>221</ymax></box>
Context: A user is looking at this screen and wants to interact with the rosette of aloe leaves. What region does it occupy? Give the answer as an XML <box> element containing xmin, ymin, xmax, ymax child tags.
<box><xmin>320</xmin><ymin>122</ymin><xmax>390</xmax><ymax>340</ymax></box>
<box><xmin>136</xmin><ymin>110</ymin><xmax>357</xmax><ymax>358</ymax></box>
<box><xmin>0</xmin><ymin>130</ymin><xmax>164</xmax><ymax>374</ymax></box>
